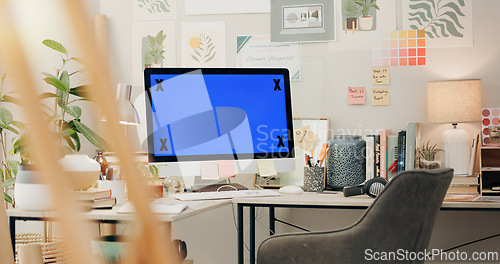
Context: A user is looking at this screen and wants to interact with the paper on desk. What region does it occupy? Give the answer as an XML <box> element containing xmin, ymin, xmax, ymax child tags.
<box><xmin>218</xmin><ymin>160</ymin><xmax>236</xmax><ymax>178</ymax></box>
<box><xmin>257</xmin><ymin>159</ymin><xmax>277</xmax><ymax>177</ymax></box>
<box><xmin>200</xmin><ymin>161</ymin><xmax>219</xmax><ymax>180</ymax></box>
<box><xmin>117</xmin><ymin>201</ymin><xmax>188</xmax><ymax>214</ymax></box>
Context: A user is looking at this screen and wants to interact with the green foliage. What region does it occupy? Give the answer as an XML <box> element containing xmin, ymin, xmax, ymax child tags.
<box><xmin>144</xmin><ymin>30</ymin><xmax>167</xmax><ymax>65</ymax></box>
<box><xmin>191</xmin><ymin>33</ymin><xmax>217</xmax><ymax>64</ymax></box>
<box><xmin>343</xmin><ymin>0</ymin><xmax>361</xmax><ymax>18</ymax></box>
<box><xmin>355</xmin><ymin>0</ymin><xmax>379</xmax><ymax>17</ymax></box>
<box><xmin>418</xmin><ymin>141</ymin><xmax>444</xmax><ymax>161</ymax></box>
<box><xmin>408</xmin><ymin>0</ymin><xmax>465</xmax><ymax>38</ymax></box>
<box><xmin>139</xmin><ymin>162</ymin><xmax>168</xmax><ymax>179</ymax></box>
<box><xmin>138</xmin><ymin>0</ymin><xmax>171</xmax><ymax>14</ymax></box>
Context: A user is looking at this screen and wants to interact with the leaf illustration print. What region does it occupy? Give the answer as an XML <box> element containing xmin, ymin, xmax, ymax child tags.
<box><xmin>408</xmin><ymin>0</ymin><xmax>466</xmax><ymax>38</ymax></box>
<box><xmin>137</xmin><ymin>0</ymin><xmax>171</xmax><ymax>14</ymax></box>
<box><xmin>189</xmin><ymin>33</ymin><xmax>217</xmax><ymax>64</ymax></box>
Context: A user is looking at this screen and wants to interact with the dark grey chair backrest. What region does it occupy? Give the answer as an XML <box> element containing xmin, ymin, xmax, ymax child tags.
<box><xmin>257</xmin><ymin>168</ymin><xmax>454</xmax><ymax>264</ymax></box>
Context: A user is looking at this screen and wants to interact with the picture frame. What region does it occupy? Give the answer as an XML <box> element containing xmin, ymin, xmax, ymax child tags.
<box><xmin>271</xmin><ymin>0</ymin><xmax>336</xmax><ymax>42</ymax></box>
<box><xmin>254</xmin><ymin>117</ymin><xmax>330</xmax><ymax>188</ymax></box>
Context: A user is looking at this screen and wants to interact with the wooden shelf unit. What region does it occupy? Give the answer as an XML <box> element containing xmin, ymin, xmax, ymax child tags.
<box><xmin>479</xmin><ymin>145</ymin><xmax>500</xmax><ymax>195</ymax></box>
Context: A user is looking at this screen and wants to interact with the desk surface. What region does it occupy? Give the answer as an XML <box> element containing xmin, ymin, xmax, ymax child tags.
<box><xmin>7</xmin><ymin>198</ymin><xmax>231</xmax><ymax>222</ymax></box>
<box><xmin>233</xmin><ymin>191</ymin><xmax>500</xmax><ymax>210</ymax></box>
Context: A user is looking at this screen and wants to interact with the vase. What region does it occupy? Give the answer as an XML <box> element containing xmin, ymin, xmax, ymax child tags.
<box><xmin>419</xmin><ymin>159</ymin><xmax>441</xmax><ymax>170</ymax></box>
<box><xmin>14</xmin><ymin>165</ymin><xmax>53</xmax><ymax>211</ymax></box>
<box><xmin>326</xmin><ymin>135</ymin><xmax>366</xmax><ymax>190</ymax></box>
<box><xmin>59</xmin><ymin>154</ymin><xmax>101</xmax><ymax>190</ymax></box>
<box><xmin>359</xmin><ymin>16</ymin><xmax>373</xmax><ymax>31</ymax></box>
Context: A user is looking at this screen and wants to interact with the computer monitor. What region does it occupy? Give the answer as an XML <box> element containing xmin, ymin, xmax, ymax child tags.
<box><xmin>144</xmin><ymin>68</ymin><xmax>295</xmax><ymax>189</ymax></box>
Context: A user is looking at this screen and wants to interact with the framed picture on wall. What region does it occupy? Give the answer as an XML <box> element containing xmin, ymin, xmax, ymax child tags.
<box><xmin>271</xmin><ymin>0</ymin><xmax>336</xmax><ymax>42</ymax></box>
<box><xmin>254</xmin><ymin>117</ymin><xmax>330</xmax><ymax>188</ymax></box>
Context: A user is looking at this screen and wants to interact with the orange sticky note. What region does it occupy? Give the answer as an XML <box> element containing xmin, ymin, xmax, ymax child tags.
<box><xmin>348</xmin><ymin>87</ymin><xmax>365</xmax><ymax>104</ymax></box>
<box><xmin>218</xmin><ymin>160</ymin><xmax>236</xmax><ymax>178</ymax></box>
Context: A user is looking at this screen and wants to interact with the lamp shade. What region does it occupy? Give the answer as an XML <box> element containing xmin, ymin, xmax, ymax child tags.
<box><xmin>427</xmin><ymin>80</ymin><xmax>481</xmax><ymax>123</ymax></box>
<box><xmin>116</xmin><ymin>83</ymin><xmax>140</xmax><ymax>125</ymax></box>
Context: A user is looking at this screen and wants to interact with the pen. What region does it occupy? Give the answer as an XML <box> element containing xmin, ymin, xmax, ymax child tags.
<box><xmin>317</xmin><ymin>143</ymin><xmax>328</xmax><ymax>167</ymax></box>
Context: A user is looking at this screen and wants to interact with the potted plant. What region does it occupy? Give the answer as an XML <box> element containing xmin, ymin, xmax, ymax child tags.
<box><xmin>144</xmin><ymin>30</ymin><xmax>166</xmax><ymax>68</ymax></box>
<box><xmin>343</xmin><ymin>0</ymin><xmax>360</xmax><ymax>33</ymax></box>
<box><xmin>418</xmin><ymin>141</ymin><xmax>444</xmax><ymax>170</ymax></box>
<box><xmin>0</xmin><ymin>73</ymin><xmax>23</xmax><ymax>206</ymax></box>
<box><xmin>355</xmin><ymin>0</ymin><xmax>379</xmax><ymax>31</ymax></box>
<box><xmin>7</xmin><ymin>39</ymin><xmax>107</xmax><ymax>208</ymax></box>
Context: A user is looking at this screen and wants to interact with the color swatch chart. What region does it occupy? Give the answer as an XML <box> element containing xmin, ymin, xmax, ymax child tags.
<box><xmin>372</xmin><ymin>30</ymin><xmax>426</xmax><ymax>67</ymax></box>
<box><xmin>481</xmin><ymin>108</ymin><xmax>500</xmax><ymax>144</ymax></box>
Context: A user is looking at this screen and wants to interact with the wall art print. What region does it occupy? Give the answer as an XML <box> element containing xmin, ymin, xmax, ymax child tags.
<box><xmin>402</xmin><ymin>0</ymin><xmax>473</xmax><ymax>48</ymax></box>
<box><xmin>133</xmin><ymin>0</ymin><xmax>177</xmax><ymax>21</ymax></box>
<box><xmin>132</xmin><ymin>22</ymin><xmax>176</xmax><ymax>86</ymax></box>
<box><xmin>181</xmin><ymin>22</ymin><xmax>226</xmax><ymax>67</ymax></box>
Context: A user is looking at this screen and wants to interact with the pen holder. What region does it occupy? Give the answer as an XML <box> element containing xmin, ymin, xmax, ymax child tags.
<box><xmin>303</xmin><ymin>166</ymin><xmax>325</xmax><ymax>192</ymax></box>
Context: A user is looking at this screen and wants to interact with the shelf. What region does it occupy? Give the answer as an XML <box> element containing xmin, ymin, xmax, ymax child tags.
<box><xmin>481</xmin><ymin>145</ymin><xmax>500</xmax><ymax>150</ymax></box>
<box><xmin>481</xmin><ymin>167</ymin><xmax>500</xmax><ymax>171</ymax></box>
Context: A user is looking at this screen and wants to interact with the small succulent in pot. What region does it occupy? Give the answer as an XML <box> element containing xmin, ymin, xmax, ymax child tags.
<box><xmin>418</xmin><ymin>141</ymin><xmax>444</xmax><ymax>169</ymax></box>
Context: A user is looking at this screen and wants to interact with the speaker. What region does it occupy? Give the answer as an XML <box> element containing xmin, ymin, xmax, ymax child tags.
<box><xmin>343</xmin><ymin>177</ymin><xmax>388</xmax><ymax>198</ymax></box>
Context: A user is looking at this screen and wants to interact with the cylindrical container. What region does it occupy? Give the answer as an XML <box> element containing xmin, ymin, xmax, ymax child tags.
<box><xmin>14</xmin><ymin>165</ymin><xmax>53</xmax><ymax>211</ymax></box>
<box><xmin>303</xmin><ymin>166</ymin><xmax>325</xmax><ymax>192</ymax></box>
<box><xmin>326</xmin><ymin>135</ymin><xmax>366</xmax><ymax>190</ymax></box>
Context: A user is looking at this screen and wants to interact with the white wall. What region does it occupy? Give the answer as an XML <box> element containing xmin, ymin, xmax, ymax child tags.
<box><xmin>7</xmin><ymin>0</ymin><xmax>500</xmax><ymax>263</ymax></box>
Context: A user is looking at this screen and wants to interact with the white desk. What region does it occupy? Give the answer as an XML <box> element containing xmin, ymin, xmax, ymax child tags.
<box><xmin>7</xmin><ymin>198</ymin><xmax>231</xmax><ymax>253</ymax></box>
<box><xmin>233</xmin><ymin>192</ymin><xmax>500</xmax><ymax>264</ymax></box>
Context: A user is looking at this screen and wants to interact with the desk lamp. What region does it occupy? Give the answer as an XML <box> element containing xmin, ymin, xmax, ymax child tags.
<box><xmin>102</xmin><ymin>83</ymin><xmax>140</xmax><ymax>125</ymax></box>
<box><xmin>426</xmin><ymin>80</ymin><xmax>481</xmax><ymax>175</ymax></box>
<box><xmin>116</xmin><ymin>83</ymin><xmax>140</xmax><ymax>125</ymax></box>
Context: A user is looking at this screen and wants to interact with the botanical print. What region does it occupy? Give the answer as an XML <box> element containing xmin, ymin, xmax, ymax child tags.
<box><xmin>132</xmin><ymin>22</ymin><xmax>176</xmax><ymax>86</ymax></box>
<box><xmin>137</xmin><ymin>0</ymin><xmax>172</xmax><ymax>13</ymax></box>
<box><xmin>407</xmin><ymin>0</ymin><xmax>465</xmax><ymax>38</ymax></box>
<box><xmin>181</xmin><ymin>22</ymin><xmax>225</xmax><ymax>67</ymax></box>
<box><xmin>189</xmin><ymin>33</ymin><xmax>217</xmax><ymax>64</ymax></box>
<box><xmin>402</xmin><ymin>0</ymin><xmax>473</xmax><ymax>47</ymax></box>
<box><xmin>134</xmin><ymin>0</ymin><xmax>176</xmax><ymax>20</ymax></box>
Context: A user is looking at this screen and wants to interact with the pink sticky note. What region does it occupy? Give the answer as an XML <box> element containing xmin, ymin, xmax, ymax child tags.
<box><xmin>348</xmin><ymin>87</ymin><xmax>365</xmax><ymax>105</ymax></box>
<box><xmin>218</xmin><ymin>160</ymin><xmax>236</xmax><ymax>178</ymax></box>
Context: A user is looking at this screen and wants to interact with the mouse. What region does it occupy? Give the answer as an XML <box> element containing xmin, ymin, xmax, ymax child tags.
<box><xmin>279</xmin><ymin>185</ymin><xmax>304</xmax><ymax>194</ymax></box>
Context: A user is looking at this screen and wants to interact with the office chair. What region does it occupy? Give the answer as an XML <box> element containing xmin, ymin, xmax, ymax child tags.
<box><xmin>257</xmin><ymin>168</ymin><xmax>453</xmax><ymax>264</ymax></box>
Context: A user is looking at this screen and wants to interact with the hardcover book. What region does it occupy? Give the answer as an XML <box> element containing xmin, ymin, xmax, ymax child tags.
<box><xmin>365</xmin><ymin>135</ymin><xmax>375</xmax><ymax>180</ymax></box>
<box><xmin>379</xmin><ymin>129</ymin><xmax>392</xmax><ymax>179</ymax></box>
<box><xmin>397</xmin><ymin>130</ymin><xmax>406</xmax><ymax>173</ymax></box>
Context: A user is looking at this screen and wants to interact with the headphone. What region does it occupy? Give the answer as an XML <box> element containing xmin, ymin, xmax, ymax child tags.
<box><xmin>343</xmin><ymin>177</ymin><xmax>388</xmax><ymax>198</ymax></box>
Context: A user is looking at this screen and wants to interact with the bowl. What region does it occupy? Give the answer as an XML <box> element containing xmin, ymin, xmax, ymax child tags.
<box><xmin>59</xmin><ymin>154</ymin><xmax>100</xmax><ymax>190</ymax></box>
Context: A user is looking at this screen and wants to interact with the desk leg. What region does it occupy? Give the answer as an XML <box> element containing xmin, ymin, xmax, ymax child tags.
<box><xmin>237</xmin><ymin>204</ymin><xmax>244</xmax><ymax>264</ymax></box>
<box><xmin>9</xmin><ymin>217</ymin><xmax>15</xmax><ymax>255</ymax></box>
<box><xmin>249</xmin><ymin>205</ymin><xmax>255</xmax><ymax>264</ymax></box>
<box><xmin>269</xmin><ymin>206</ymin><xmax>275</xmax><ymax>236</ymax></box>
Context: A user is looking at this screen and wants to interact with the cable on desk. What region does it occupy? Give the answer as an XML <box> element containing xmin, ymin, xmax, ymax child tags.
<box><xmin>441</xmin><ymin>233</ymin><xmax>500</xmax><ymax>253</ymax></box>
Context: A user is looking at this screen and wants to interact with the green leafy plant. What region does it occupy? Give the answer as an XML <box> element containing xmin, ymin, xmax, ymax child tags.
<box><xmin>355</xmin><ymin>0</ymin><xmax>379</xmax><ymax>17</ymax></box>
<box><xmin>343</xmin><ymin>0</ymin><xmax>361</xmax><ymax>18</ymax></box>
<box><xmin>418</xmin><ymin>141</ymin><xmax>444</xmax><ymax>161</ymax></box>
<box><xmin>0</xmin><ymin>73</ymin><xmax>22</xmax><ymax>205</ymax></box>
<box><xmin>144</xmin><ymin>30</ymin><xmax>166</xmax><ymax>65</ymax></box>
<box><xmin>139</xmin><ymin>162</ymin><xmax>168</xmax><ymax>183</ymax></box>
<box><xmin>408</xmin><ymin>0</ymin><xmax>465</xmax><ymax>38</ymax></box>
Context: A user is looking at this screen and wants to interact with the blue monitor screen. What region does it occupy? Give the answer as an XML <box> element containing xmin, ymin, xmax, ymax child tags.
<box><xmin>144</xmin><ymin>68</ymin><xmax>294</xmax><ymax>162</ymax></box>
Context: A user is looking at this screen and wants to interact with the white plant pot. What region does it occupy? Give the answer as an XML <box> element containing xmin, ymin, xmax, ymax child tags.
<box><xmin>14</xmin><ymin>165</ymin><xmax>53</xmax><ymax>211</ymax></box>
<box><xmin>359</xmin><ymin>16</ymin><xmax>373</xmax><ymax>31</ymax></box>
<box><xmin>60</xmin><ymin>154</ymin><xmax>101</xmax><ymax>190</ymax></box>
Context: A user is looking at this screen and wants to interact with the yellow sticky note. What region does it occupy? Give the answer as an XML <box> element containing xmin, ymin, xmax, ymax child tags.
<box><xmin>372</xmin><ymin>67</ymin><xmax>390</xmax><ymax>85</ymax></box>
<box><xmin>372</xmin><ymin>88</ymin><xmax>390</xmax><ymax>106</ymax></box>
<box><xmin>218</xmin><ymin>160</ymin><xmax>236</xmax><ymax>179</ymax></box>
<box><xmin>200</xmin><ymin>161</ymin><xmax>219</xmax><ymax>180</ymax></box>
<box><xmin>257</xmin><ymin>160</ymin><xmax>277</xmax><ymax>177</ymax></box>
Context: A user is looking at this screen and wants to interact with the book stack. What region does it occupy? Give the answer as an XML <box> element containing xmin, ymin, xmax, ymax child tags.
<box><xmin>74</xmin><ymin>188</ymin><xmax>116</xmax><ymax>209</ymax></box>
<box><xmin>447</xmin><ymin>175</ymin><xmax>480</xmax><ymax>195</ymax></box>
